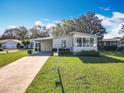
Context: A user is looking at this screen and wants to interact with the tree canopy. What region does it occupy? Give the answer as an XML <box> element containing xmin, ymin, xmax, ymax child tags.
<box><xmin>52</xmin><ymin>12</ymin><xmax>106</xmax><ymax>39</ymax></box>
<box><xmin>1</xmin><ymin>25</ymin><xmax>49</xmax><ymax>40</ymax></box>
<box><xmin>119</xmin><ymin>24</ymin><xmax>124</xmax><ymax>34</ymax></box>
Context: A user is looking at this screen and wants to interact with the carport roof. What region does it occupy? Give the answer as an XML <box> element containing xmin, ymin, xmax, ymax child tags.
<box><xmin>34</xmin><ymin>37</ymin><xmax>53</xmax><ymax>41</ymax></box>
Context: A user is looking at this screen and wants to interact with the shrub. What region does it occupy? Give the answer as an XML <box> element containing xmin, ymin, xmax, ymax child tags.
<box><xmin>35</xmin><ymin>48</ymin><xmax>38</xmax><ymax>51</ymax></box>
<box><xmin>103</xmin><ymin>46</ymin><xmax>117</xmax><ymax>50</ymax></box>
<box><xmin>59</xmin><ymin>48</ymin><xmax>70</xmax><ymax>54</ymax></box>
<box><xmin>52</xmin><ymin>48</ymin><xmax>71</xmax><ymax>54</ymax></box>
<box><xmin>77</xmin><ymin>50</ymin><xmax>100</xmax><ymax>56</ymax></box>
<box><xmin>52</xmin><ymin>48</ymin><xmax>57</xmax><ymax>52</ymax></box>
<box><xmin>53</xmin><ymin>48</ymin><xmax>71</xmax><ymax>55</ymax></box>
<box><xmin>27</xmin><ymin>49</ymin><xmax>33</xmax><ymax>54</ymax></box>
<box><xmin>117</xmin><ymin>46</ymin><xmax>124</xmax><ymax>51</ymax></box>
<box><xmin>0</xmin><ymin>48</ymin><xmax>3</xmax><ymax>51</ymax></box>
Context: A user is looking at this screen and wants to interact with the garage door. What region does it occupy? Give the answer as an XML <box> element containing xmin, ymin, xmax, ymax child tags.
<box><xmin>5</xmin><ymin>44</ymin><xmax>16</xmax><ymax>49</ymax></box>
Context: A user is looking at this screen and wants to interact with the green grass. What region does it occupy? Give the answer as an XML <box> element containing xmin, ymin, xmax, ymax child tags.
<box><xmin>26</xmin><ymin>51</ymin><xmax>124</xmax><ymax>93</ymax></box>
<box><xmin>0</xmin><ymin>51</ymin><xmax>28</xmax><ymax>67</ymax></box>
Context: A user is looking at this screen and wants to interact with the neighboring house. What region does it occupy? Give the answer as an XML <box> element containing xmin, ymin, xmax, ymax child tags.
<box><xmin>99</xmin><ymin>39</ymin><xmax>122</xmax><ymax>47</ymax></box>
<box><xmin>121</xmin><ymin>41</ymin><xmax>124</xmax><ymax>47</ymax></box>
<box><xmin>33</xmin><ymin>32</ymin><xmax>98</xmax><ymax>53</ymax></box>
<box><xmin>0</xmin><ymin>39</ymin><xmax>21</xmax><ymax>49</ymax></box>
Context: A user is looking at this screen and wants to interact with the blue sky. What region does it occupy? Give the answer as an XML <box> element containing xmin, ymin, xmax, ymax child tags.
<box><xmin>0</xmin><ymin>0</ymin><xmax>124</xmax><ymax>38</ymax></box>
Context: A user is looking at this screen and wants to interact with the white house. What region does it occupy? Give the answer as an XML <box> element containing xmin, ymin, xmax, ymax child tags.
<box><xmin>0</xmin><ymin>39</ymin><xmax>21</xmax><ymax>49</ymax></box>
<box><xmin>33</xmin><ymin>32</ymin><xmax>98</xmax><ymax>53</ymax></box>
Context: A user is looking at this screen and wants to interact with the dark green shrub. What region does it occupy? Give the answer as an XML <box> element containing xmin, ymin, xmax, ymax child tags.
<box><xmin>52</xmin><ymin>48</ymin><xmax>57</xmax><ymax>52</ymax></box>
<box><xmin>27</xmin><ymin>49</ymin><xmax>32</xmax><ymax>54</ymax></box>
<box><xmin>117</xmin><ymin>46</ymin><xmax>124</xmax><ymax>51</ymax></box>
<box><xmin>0</xmin><ymin>48</ymin><xmax>3</xmax><ymax>51</ymax></box>
<box><xmin>58</xmin><ymin>48</ymin><xmax>71</xmax><ymax>55</ymax></box>
<box><xmin>77</xmin><ymin>50</ymin><xmax>100</xmax><ymax>56</ymax></box>
<box><xmin>35</xmin><ymin>48</ymin><xmax>38</xmax><ymax>51</ymax></box>
<box><xmin>103</xmin><ymin>46</ymin><xmax>117</xmax><ymax>50</ymax></box>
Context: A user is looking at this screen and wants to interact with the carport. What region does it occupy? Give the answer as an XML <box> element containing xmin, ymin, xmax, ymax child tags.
<box><xmin>34</xmin><ymin>37</ymin><xmax>53</xmax><ymax>52</ymax></box>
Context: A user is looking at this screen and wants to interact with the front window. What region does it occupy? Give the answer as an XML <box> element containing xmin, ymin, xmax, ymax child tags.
<box><xmin>86</xmin><ymin>38</ymin><xmax>90</xmax><ymax>46</ymax></box>
<box><xmin>76</xmin><ymin>37</ymin><xmax>94</xmax><ymax>47</ymax></box>
<box><xmin>61</xmin><ymin>40</ymin><xmax>66</xmax><ymax>48</ymax></box>
<box><xmin>83</xmin><ymin>38</ymin><xmax>86</xmax><ymax>47</ymax></box>
<box><xmin>76</xmin><ymin>38</ymin><xmax>82</xmax><ymax>47</ymax></box>
<box><xmin>90</xmin><ymin>38</ymin><xmax>94</xmax><ymax>47</ymax></box>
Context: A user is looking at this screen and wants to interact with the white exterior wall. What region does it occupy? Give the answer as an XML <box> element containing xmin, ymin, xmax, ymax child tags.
<box><xmin>73</xmin><ymin>34</ymin><xmax>97</xmax><ymax>53</ymax></box>
<box><xmin>53</xmin><ymin>34</ymin><xmax>98</xmax><ymax>53</ymax></box>
<box><xmin>53</xmin><ymin>36</ymin><xmax>73</xmax><ymax>51</ymax></box>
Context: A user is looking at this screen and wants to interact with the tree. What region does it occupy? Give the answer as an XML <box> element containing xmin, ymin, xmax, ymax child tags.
<box><xmin>51</xmin><ymin>12</ymin><xmax>106</xmax><ymax>40</ymax></box>
<box><xmin>30</xmin><ymin>25</ymin><xmax>49</xmax><ymax>38</ymax></box>
<box><xmin>119</xmin><ymin>24</ymin><xmax>124</xmax><ymax>34</ymax></box>
<box><xmin>1</xmin><ymin>28</ymin><xmax>18</xmax><ymax>39</ymax></box>
<box><xmin>16</xmin><ymin>26</ymin><xmax>29</xmax><ymax>40</ymax></box>
<box><xmin>22</xmin><ymin>40</ymin><xmax>31</xmax><ymax>49</ymax></box>
<box><xmin>1</xmin><ymin>26</ymin><xmax>29</xmax><ymax>40</ymax></box>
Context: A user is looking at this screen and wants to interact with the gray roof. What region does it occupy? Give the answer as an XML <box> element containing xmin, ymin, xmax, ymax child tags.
<box><xmin>34</xmin><ymin>37</ymin><xmax>53</xmax><ymax>41</ymax></box>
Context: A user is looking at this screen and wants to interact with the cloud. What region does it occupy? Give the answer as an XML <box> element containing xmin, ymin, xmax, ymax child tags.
<box><xmin>96</xmin><ymin>12</ymin><xmax>124</xmax><ymax>39</ymax></box>
<box><xmin>112</xmin><ymin>12</ymin><xmax>124</xmax><ymax>19</ymax></box>
<box><xmin>104</xmin><ymin>24</ymin><xmax>123</xmax><ymax>38</ymax></box>
<box><xmin>99</xmin><ymin>7</ymin><xmax>110</xmax><ymax>11</ymax></box>
<box><xmin>35</xmin><ymin>21</ymin><xmax>43</xmax><ymax>26</ymax></box>
<box><xmin>46</xmin><ymin>23</ymin><xmax>55</xmax><ymax>29</ymax></box>
<box><xmin>34</xmin><ymin>20</ymin><xmax>61</xmax><ymax>29</ymax></box>
<box><xmin>96</xmin><ymin>14</ymin><xmax>115</xmax><ymax>26</ymax></box>
<box><xmin>54</xmin><ymin>20</ymin><xmax>61</xmax><ymax>23</ymax></box>
<box><xmin>8</xmin><ymin>25</ymin><xmax>17</xmax><ymax>29</ymax></box>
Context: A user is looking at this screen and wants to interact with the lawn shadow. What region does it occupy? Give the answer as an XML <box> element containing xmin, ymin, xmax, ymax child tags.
<box><xmin>78</xmin><ymin>55</ymin><xmax>124</xmax><ymax>64</ymax></box>
<box><xmin>100</xmin><ymin>51</ymin><xmax>124</xmax><ymax>57</ymax></box>
<box><xmin>58</xmin><ymin>53</ymin><xmax>124</xmax><ymax>63</ymax></box>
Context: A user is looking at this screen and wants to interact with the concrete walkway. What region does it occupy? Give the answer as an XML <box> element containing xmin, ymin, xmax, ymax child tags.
<box><xmin>0</xmin><ymin>53</ymin><xmax>50</xmax><ymax>93</ymax></box>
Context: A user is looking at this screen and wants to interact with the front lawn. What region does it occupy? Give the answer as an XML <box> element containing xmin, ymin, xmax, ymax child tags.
<box><xmin>0</xmin><ymin>50</ymin><xmax>28</xmax><ymax>67</ymax></box>
<box><xmin>26</xmin><ymin>51</ymin><xmax>124</xmax><ymax>93</ymax></box>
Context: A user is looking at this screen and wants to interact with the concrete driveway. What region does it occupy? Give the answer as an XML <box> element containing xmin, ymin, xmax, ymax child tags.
<box><xmin>0</xmin><ymin>53</ymin><xmax>51</xmax><ymax>93</ymax></box>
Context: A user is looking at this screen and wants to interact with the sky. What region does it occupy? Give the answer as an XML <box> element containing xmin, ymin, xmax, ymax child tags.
<box><xmin>0</xmin><ymin>0</ymin><xmax>124</xmax><ymax>38</ymax></box>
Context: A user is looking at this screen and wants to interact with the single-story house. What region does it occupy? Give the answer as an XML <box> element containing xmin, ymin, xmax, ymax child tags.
<box><xmin>0</xmin><ymin>39</ymin><xmax>21</xmax><ymax>49</ymax></box>
<box><xmin>33</xmin><ymin>32</ymin><xmax>98</xmax><ymax>53</ymax></box>
<box><xmin>99</xmin><ymin>39</ymin><xmax>122</xmax><ymax>47</ymax></box>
